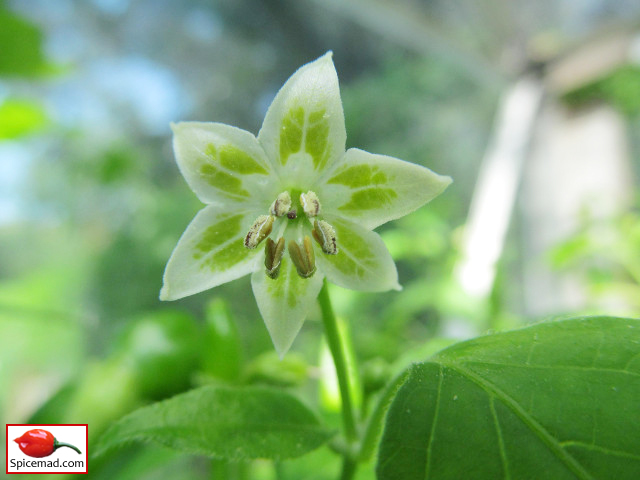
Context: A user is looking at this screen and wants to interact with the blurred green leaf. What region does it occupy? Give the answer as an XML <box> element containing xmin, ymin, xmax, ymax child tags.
<box><xmin>0</xmin><ymin>4</ymin><xmax>48</xmax><ymax>77</ymax></box>
<box><xmin>64</xmin><ymin>359</ymin><xmax>140</xmax><ymax>440</ymax></box>
<box><xmin>377</xmin><ymin>316</ymin><xmax>640</xmax><ymax>479</ymax></box>
<box><xmin>94</xmin><ymin>385</ymin><xmax>333</xmax><ymax>460</ymax></box>
<box><xmin>0</xmin><ymin>99</ymin><xmax>47</xmax><ymax>139</ymax></box>
<box><xmin>116</xmin><ymin>310</ymin><xmax>202</xmax><ymax>400</ymax></box>
<box><xmin>89</xmin><ymin>445</ymin><xmax>206</xmax><ymax>480</ymax></box>
<box><xmin>563</xmin><ymin>66</ymin><xmax>640</xmax><ymax>116</ymax></box>
<box><xmin>243</xmin><ymin>351</ymin><xmax>308</xmax><ymax>387</ymax></box>
<box><xmin>202</xmin><ymin>298</ymin><xmax>242</xmax><ymax>382</ymax></box>
<box><xmin>27</xmin><ymin>381</ymin><xmax>76</xmax><ymax>424</ymax></box>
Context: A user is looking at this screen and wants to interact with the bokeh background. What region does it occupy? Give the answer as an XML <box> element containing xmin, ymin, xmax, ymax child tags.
<box><xmin>2</xmin><ymin>0</ymin><xmax>640</xmax><ymax>478</ymax></box>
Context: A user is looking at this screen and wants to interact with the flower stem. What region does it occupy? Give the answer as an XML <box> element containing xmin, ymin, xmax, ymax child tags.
<box><xmin>357</xmin><ymin>370</ymin><xmax>409</xmax><ymax>462</ymax></box>
<box><xmin>318</xmin><ymin>280</ymin><xmax>358</xmax><ymax>478</ymax></box>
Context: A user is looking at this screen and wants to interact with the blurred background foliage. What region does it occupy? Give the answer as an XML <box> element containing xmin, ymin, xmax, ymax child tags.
<box><xmin>2</xmin><ymin>0</ymin><xmax>640</xmax><ymax>478</ymax></box>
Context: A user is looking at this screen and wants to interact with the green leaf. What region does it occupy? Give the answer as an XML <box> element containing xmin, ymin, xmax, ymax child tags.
<box><xmin>377</xmin><ymin>316</ymin><xmax>640</xmax><ymax>480</ymax></box>
<box><xmin>117</xmin><ymin>310</ymin><xmax>203</xmax><ymax>400</ymax></box>
<box><xmin>94</xmin><ymin>385</ymin><xmax>332</xmax><ymax>461</ymax></box>
<box><xmin>202</xmin><ymin>298</ymin><xmax>243</xmax><ymax>382</ymax></box>
<box><xmin>160</xmin><ymin>206</ymin><xmax>261</xmax><ymax>300</ymax></box>
<box><xmin>320</xmin><ymin>148</ymin><xmax>451</xmax><ymax>230</ymax></box>
<box><xmin>243</xmin><ymin>351</ymin><xmax>309</xmax><ymax>387</ymax></box>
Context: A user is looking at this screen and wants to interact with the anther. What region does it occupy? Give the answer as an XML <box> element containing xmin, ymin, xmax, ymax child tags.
<box><xmin>244</xmin><ymin>215</ymin><xmax>274</xmax><ymax>249</ymax></box>
<box><xmin>270</xmin><ymin>191</ymin><xmax>292</xmax><ymax>217</ymax></box>
<box><xmin>312</xmin><ymin>220</ymin><xmax>338</xmax><ymax>255</ymax></box>
<box><xmin>300</xmin><ymin>191</ymin><xmax>321</xmax><ymax>217</ymax></box>
<box><xmin>288</xmin><ymin>236</ymin><xmax>316</xmax><ymax>278</ymax></box>
<box><xmin>264</xmin><ymin>237</ymin><xmax>285</xmax><ymax>279</ymax></box>
<box><xmin>286</xmin><ymin>209</ymin><xmax>297</xmax><ymax>219</ymax></box>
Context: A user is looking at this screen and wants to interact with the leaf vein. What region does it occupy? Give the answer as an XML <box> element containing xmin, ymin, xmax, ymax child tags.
<box><xmin>490</xmin><ymin>397</ymin><xmax>510</xmax><ymax>480</ymax></box>
<box><xmin>461</xmin><ymin>360</ymin><xmax>640</xmax><ymax>378</ymax></box>
<box><xmin>623</xmin><ymin>350</ymin><xmax>640</xmax><ymax>371</ymax></box>
<box><xmin>559</xmin><ymin>441</ymin><xmax>640</xmax><ymax>461</ymax></box>
<box><xmin>424</xmin><ymin>364</ymin><xmax>444</xmax><ymax>480</ymax></box>
<box><xmin>442</xmin><ymin>362</ymin><xmax>594</xmax><ymax>480</ymax></box>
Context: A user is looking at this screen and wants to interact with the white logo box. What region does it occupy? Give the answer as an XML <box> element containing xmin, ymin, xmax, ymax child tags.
<box><xmin>6</xmin><ymin>424</ymin><xmax>88</xmax><ymax>474</ymax></box>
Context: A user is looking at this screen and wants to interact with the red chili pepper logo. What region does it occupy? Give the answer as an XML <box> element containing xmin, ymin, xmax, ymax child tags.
<box><xmin>14</xmin><ymin>429</ymin><xmax>82</xmax><ymax>458</ymax></box>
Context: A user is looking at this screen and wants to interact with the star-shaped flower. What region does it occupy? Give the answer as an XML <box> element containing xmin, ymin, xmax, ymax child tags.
<box><xmin>160</xmin><ymin>52</ymin><xmax>451</xmax><ymax>356</ymax></box>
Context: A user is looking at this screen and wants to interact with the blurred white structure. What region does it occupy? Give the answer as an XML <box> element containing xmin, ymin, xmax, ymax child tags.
<box><xmin>459</xmin><ymin>28</ymin><xmax>638</xmax><ymax>317</ymax></box>
<box><xmin>456</xmin><ymin>76</ymin><xmax>544</xmax><ymax>298</ymax></box>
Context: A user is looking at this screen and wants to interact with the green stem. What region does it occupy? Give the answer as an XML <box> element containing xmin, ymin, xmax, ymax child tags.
<box><xmin>54</xmin><ymin>439</ymin><xmax>82</xmax><ymax>455</ymax></box>
<box><xmin>358</xmin><ymin>370</ymin><xmax>409</xmax><ymax>462</ymax></box>
<box><xmin>318</xmin><ymin>280</ymin><xmax>358</xmax><ymax>478</ymax></box>
<box><xmin>340</xmin><ymin>457</ymin><xmax>357</xmax><ymax>480</ymax></box>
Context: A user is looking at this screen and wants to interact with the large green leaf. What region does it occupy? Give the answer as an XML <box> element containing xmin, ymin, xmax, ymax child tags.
<box><xmin>377</xmin><ymin>316</ymin><xmax>640</xmax><ymax>480</ymax></box>
<box><xmin>94</xmin><ymin>385</ymin><xmax>332</xmax><ymax>461</ymax></box>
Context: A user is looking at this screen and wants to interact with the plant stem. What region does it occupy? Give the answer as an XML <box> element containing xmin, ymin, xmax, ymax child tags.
<box><xmin>358</xmin><ymin>369</ymin><xmax>409</xmax><ymax>462</ymax></box>
<box><xmin>340</xmin><ymin>457</ymin><xmax>357</xmax><ymax>480</ymax></box>
<box><xmin>318</xmin><ymin>280</ymin><xmax>358</xmax><ymax>479</ymax></box>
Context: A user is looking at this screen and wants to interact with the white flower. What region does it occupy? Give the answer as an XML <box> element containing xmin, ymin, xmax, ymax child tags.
<box><xmin>161</xmin><ymin>52</ymin><xmax>451</xmax><ymax>356</ymax></box>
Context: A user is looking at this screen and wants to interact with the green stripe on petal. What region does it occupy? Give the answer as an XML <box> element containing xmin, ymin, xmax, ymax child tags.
<box><xmin>316</xmin><ymin>216</ymin><xmax>400</xmax><ymax>292</ymax></box>
<box><xmin>279</xmin><ymin>106</ymin><xmax>304</xmax><ymax>165</ymax></box>
<box><xmin>278</xmin><ymin>106</ymin><xmax>331</xmax><ymax>170</ymax></box>
<box><xmin>252</xmin><ymin>256</ymin><xmax>324</xmax><ymax>357</ymax></box>
<box><xmin>216</xmin><ymin>145</ymin><xmax>268</xmax><ymax>175</ymax></box>
<box><xmin>320</xmin><ymin>149</ymin><xmax>452</xmax><ymax>230</ymax></box>
<box><xmin>258</xmin><ymin>52</ymin><xmax>345</xmax><ymax>173</ymax></box>
<box><xmin>199</xmin><ymin>163</ymin><xmax>250</xmax><ymax>197</ymax></box>
<box><xmin>160</xmin><ymin>206</ymin><xmax>262</xmax><ymax>301</ymax></box>
<box><xmin>172</xmin><ymin>122</ymin><xmax>273</xmax><ymax>206</ymax></box>
<box><xmin>305</xmin><ymin>109</ymin><xmax>331</xmax><ymax>170</ymax></box>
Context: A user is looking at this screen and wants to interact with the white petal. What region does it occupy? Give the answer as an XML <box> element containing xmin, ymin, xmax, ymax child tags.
<box><xmin>316</xmin><ymin>215</ymin><xmax>400</xmax><ymax>292</ymax></box>
<box><xmin>252</xmin><ymin>256</ymin><xmax>324</xmax><ymax>357</ymax></box>
<box><xmin>258</xmin><ymin>52</ymin><xmax>346</xmax><ymax>180</ymax></box>
<box><xmin>319</xmin><ymin>148</ymin><xmax>452</xmax><ymax>230</ymax></box>
<box><xmin>172</xmin><ymin>122</ymin><xmax>274</xmax><ymax>207</ymax></box>
<box><xmin>160</xmin><ymin>205</ymin><xmax>262</xmax><ymax>301</ymax></box>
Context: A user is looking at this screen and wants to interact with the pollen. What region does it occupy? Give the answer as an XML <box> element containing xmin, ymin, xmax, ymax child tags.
<box><xmin>270</xmin><ymin>191</ymin><xmax>292</xmax><ymax>217</ymax></box>
<box><xmin>244</xmin><ymin>215</ymin><xmax>274</xmax><ymax>249</ymax></box>
<box><xmin>312</xmin><ymin>219</ymin><xmax>338</xmax><ymax>255</ymax></box>
<box><xmin>300</xmin><ymin>191</ymin><xmax>321</xmax><ymax>217</ymax></box>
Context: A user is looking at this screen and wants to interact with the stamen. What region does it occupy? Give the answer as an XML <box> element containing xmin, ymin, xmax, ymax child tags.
<box><xmin>288</xmin><ymin>236</ymin><xmax>316</xmax><ymax>278</ymax></box>
<box><xmin>312</xmin><ymin>220</ymin><xmax>338</xmax><ymax>255</ymax></box>
<box><xmin>264</xmin><ymin>237</ymin><xmax>285</xmax><ymax>279</ymax></box>
<box><xmin>300</xmin><ymin>191</ymin><xmax>321</xmax><ymax>217</ymax></box>
<box><xmin>270</xmin><ymin>191</ymin><xmax>292</xmax><ymax>217</ymax></box>
<box><xmin>244</xmin><ymin>215</ymin><xmax>274</xmax><ymax>249</ymax></box>
<box><xmin>286</xmin><ymin>209</ymin><xmax>297</xmax><ymax>219</ymax></box>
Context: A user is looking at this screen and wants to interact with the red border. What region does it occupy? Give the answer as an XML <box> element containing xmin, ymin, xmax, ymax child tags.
<box><xmin>6</xmin><ymin>424</ymin><xmax>89</xmax><ymax>474</ymax></box>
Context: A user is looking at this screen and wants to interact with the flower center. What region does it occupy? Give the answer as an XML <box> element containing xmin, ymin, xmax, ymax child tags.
<box><xmin>243</xmin><ymin>190</ymin><xmax>338</xmax><ymax>279</ymax></box>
